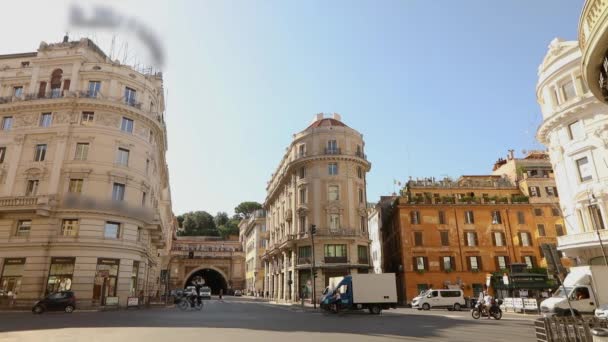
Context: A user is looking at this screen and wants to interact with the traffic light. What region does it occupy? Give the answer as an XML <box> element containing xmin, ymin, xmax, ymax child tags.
<box><xmin>310</xmin><ymin>224</ymin><xmax>317</xmax><ymax>235</ymax></box>
<box><xmin>188</xmin><ymin>251</ymin><xmax>194</xmax><ymax>259</ymax></box>
<box><xmin>313</xmin><ymin>270</ymin><xmax>317</xmax><ymax>278</ymax></box>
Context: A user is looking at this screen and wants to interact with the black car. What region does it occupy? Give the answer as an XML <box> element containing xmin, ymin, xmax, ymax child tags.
<box><xmin>32</xmin><ymin>291</ymin><xmax>76</xmax><ymax>314</ymax></box>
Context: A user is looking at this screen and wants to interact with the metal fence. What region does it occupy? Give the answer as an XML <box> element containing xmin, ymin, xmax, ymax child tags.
<box><xmin>535</xmin><ymin>316</ymin><xmax>608</xmax><ymax>342</ymax></box>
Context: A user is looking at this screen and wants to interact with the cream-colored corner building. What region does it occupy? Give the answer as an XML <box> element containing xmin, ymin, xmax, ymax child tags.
<box><xmin>536</xmin><ymin>37</ymin><xmax>608</xmax><ymax>266</ymax></box>
<box><xmin>262</xmin><ymin>113</ymin><xmax>371</xmax><ymax>303</ymax></box>
<box><xmin>238</xmin><ymin>209</ymin><xmax>268</xmax><ymax>295</ymax></box>
<box><xmin>0</xmin><ymin>38</ymin><xmax>174</xmax><ymax>308</ymax></box>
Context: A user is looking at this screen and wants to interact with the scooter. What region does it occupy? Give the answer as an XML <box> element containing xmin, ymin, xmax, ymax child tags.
<box><xmin>471</xmin><ymin>299</ymin><xmax>503</xmax><ymax>320</ymax></box>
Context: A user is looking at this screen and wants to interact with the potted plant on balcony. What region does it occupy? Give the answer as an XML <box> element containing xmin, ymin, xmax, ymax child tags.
<box><xmin>441</xmin><ymin>196</ymin><xmax>454</xmax><ymax>204</ymax></box>
<box><xmin>512</xmin><ymin>195</ymin><xmax>529</xmax><ymax>204</ymax></box>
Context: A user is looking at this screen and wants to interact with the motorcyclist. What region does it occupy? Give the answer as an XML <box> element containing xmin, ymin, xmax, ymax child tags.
<box><xmin>192</xmin><ymin>276</ymin><xmax>203</xmax><ymax>307</ymax></box>
<box><xmin>483</xmin><ymin>292</ymin><xmax>494</xmax><ymax>319</ymax></box>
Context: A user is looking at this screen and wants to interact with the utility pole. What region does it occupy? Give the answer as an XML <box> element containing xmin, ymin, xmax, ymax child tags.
<box><xmin>310</xmin><ymin>224</ymin><xmax>317</xmax><ymax>309</ymax></box>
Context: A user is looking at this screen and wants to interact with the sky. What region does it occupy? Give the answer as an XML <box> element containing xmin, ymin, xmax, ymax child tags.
<box><xmin>0</xmin><ymin>1</ymin><xmax>583</xmax><ymax>215</ymax></box>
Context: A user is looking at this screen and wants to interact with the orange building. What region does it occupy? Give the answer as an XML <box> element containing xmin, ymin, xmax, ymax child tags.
<box><xmin>382</xmin><ymin>174</ymin><xmax>571</xmax><ymax>304</ymax></box>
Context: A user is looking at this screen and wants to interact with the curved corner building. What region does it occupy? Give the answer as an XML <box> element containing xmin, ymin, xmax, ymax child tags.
<box><xmin>0</xmin><ymin>38</ymin><xmax>174</xmax><ymax>307</ymax></box>
<box><xmin>536</xmin><ymin>38</ymin><xmax>608</xmax><ymax>265</ymax></box>
<box><xmin>580</xmin><ymin>0</ymin><xmax>608</xmax><ymax>103</ymax></box>
<box><xmin>262</xmin><ymin>113</ymin><xmax>372</xmax><ymax>302</ymax></box>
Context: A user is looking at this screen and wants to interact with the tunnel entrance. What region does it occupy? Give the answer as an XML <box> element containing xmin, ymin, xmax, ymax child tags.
<box><xmin>185</xmin><ymin>268</ymin><xmax>228</xmax><ymax>295</ymax></box>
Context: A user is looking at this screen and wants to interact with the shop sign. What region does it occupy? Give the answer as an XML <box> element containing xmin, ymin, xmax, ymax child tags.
<box><xmin>105</xmin><ymin>297</ymin><xmax>119</xmax><ymax>306</ymax></box>
<box><xmin>98</xmin><ymin>259</ymin><xmax>119</xmax><ymax>265</ymax></box>
<box><xmin>51</xmin><ymin>257</ymin><xmax>75</xmax><ymax>264</ymax></box>
<box><xmin>524</xmin><ymin>298</ymin><xmax>538</xmax><ymax>310</ymax></box>
<box><xmin>4</xmin><ymin>258</ymin><xmax>25</xmax><ymax>265</ymax></box>
<box><xmin>513</xmin><ymin>298</ymin><xmax>524</xmax><ymax>309</ymax></box>
<box><xmin>127</xmin><ymin>297</ymin><xmax>139</xmax><ymax>307</ymax></box>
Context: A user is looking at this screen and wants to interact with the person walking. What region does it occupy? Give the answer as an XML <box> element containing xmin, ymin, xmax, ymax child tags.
<box><xmin>219</xmin><ymin>289</ymin><xmax>223</xmax><ymax>302</ymax></box>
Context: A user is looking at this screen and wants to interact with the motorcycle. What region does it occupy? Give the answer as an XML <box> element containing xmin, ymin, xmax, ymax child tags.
<box><xmin>177</xmin><ymin>293</ymin><xmax>203</xmax><ymax>311</ymax></box>
<box><xmin>471</xmin><ymin>299</ymin><xmax>502</xmax><ymax>320</ymax></box>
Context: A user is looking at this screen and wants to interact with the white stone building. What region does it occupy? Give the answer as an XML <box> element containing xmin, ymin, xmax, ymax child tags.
<box><xmin>536</xmin><ymin>38</ymin><xmax>608</xmax><ymax>266</ymax></box>
<box><xmin>367</xmin><ymin>207</ymin><xmax>382</xmax><ymax>274</ymax></box>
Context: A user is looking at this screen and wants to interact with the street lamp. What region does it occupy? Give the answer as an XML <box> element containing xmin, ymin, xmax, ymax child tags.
<box><xmin>588</xmin><ymin>192</ymin><xmax>608</xmax><ymax>267</ymax></box>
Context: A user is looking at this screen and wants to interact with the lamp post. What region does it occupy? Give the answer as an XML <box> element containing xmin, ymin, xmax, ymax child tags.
<box><xmin>589</xmin><ymin>192</ymin><xmax>608</xmax><ymax>267</ymax></box>
<box><xmin>310</xmin><ymin>224</ymin><xmax>317</xmax><ymax>309</ymax></box>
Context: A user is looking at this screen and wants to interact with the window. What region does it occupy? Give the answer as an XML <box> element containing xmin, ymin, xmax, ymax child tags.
<box><xmin>74</xmin><ymin>143</ymin><xmax>89</xmax><ymax>161</ymax></box>
<box><xmin>116</xmin><ymin>148</ymin><xmax>130</xmax><ymax>166</ymax></box>
<box><xmin>414</xmin><ymin>231</ymin><xmax>423</xmax><ymax>246</ymax></box>
<box><xmin>298</xmin><ymin>246</ymin><xmax>311</xmax><ymax>260</ymax></box>
<box><xmin>552</xmin><ymin>208</ymin><xmax>561</xmax><ymax>217</ymax></box>
<box><xmin>327</xmin><ymin>140</ymin><xmax>338</xmax><ymax>154</ymax></box>
<box><xmin>414</xmin><ymin>256</ymin><xmax>427</xmax><ymax>271</ymax></box>
<box><xmin>358</xmin><ymin>246</ymin><xmax>368</xmax><ymax>262</ymax></box>
<box><xmin>124</xmin><ymin>87</ymin><xmax>137</xmax><ymax>105</ymax></box>
<box><xmin>13</xmin><ymin>86</ymin><xmax>23</xmax><ymax>97</ymax></box>
<box><xmin>324</xmin><ymin>244</ymin><xmax>347</xmax><ymax>257</ymax></box>
<box><xmin>546</xmin><ymin>187</ymin><xmax>557</xmax><ymax>197</ymax></box>
<box><xmin>556</xmin><ymin>224</ymin><xmax>565</xmax><ymax>237</ymax></box>
<box><xmin>529</xmin><ymin>186</ymin><xmax>540</xmax><ymax>197</ymax></box>
<box><xmin>440</xmin><ymin>231</ymin><xmax>449</xmax><ymax>246</ymax></box>
<box><xmin>25</xmin><ymin>180</ymin><xmax>38</xmax><ymax>196</ymax></box>
<box><xmin>563</xmin><ymin>80</ymin><xmax>576</xmax><ymax>101</ymax></box>
<box><xmin>46</xmin><ymin>258</ymin><xmax>75</xmax><ymax>295</ymax></box>
<box><xmin>523</xmin><ymin>256</ymin><xmax>535</xmax><ymax>269</ymax></box>
<box><xmin>517</xmin><ymin>211</ymin><xmax>525</xmax><ymax>224</ymax></box>
<box><xmin>537</xmin><ymin>224</ymin><xmax>546</xmax><ymax>237</ymax></box>
<box><xmin>298</xmin><ymin>166</ymin><xmax>305</xmax><ymax>179</ymax></box>
<box><xmin>491</xmin><ymin>210</ymin><xmax>502</xmax><ymax>224</ymax></box>
<box><xmin>93</xmin><ymin>259</ymin><xmax>119</xmax><ymax>301</ymax></box>
<box><xmin>137</xmin><ymin>227</ymin><xmax>143</xmax><ymax>242</ymax></box>
<box><xmin>39</xmin><ymin>113</ymin><xmax>52</xmax><ymax>127</ymax></box>
<box><xmin>16</xmin><ymin>220</ymin><xmax>31</xmax><ymax>236</ymax></box>
<box><xmin>438</xmin><ymin>211</ymin><xmax>446</xmax><ymax>224</ymax></box>
<box><xmin>359</xmin><ymin>189</ymin><xmax>364</xmax><ymax>203</ymax></box>
<box><xmin>0</xmin><ymin>147</ymin><xmax>5</xmax><ymax>163</ymax></box>
<box><xmin>121</xmin><ymin>117</ymin><xmax>134</xmax><ymax>133</ymax></box>
<box><xmin>299</xmin><ymin>188</ymin><xmax>306</xmax><ymax>204</ymax></box>
<box><xmin>589</xmin><ymin>204</ymin><xmax>606</xmax><ymax>230</ymax></box>
<box><xmin>112</xmin><ymin>183</ymin><xmax>125</xmax><ymax>201</ymax></box>
<box><xmin>61</xmin><ymin>219</ymin><xmax>79</xmax><ymax>236</ymax></box>
<box><xmin>360</xmin><ymin>216</ymin><xmax>366</xmax><ymax>233</ymax></box>
<box><xmin>568</xmin><ymin>120</ymin><xmax>585</xmax><ymax>140</ymax></box>
<box><xmin>520</xmin><ymin>232</ymin><xmax>532</xmax><ymax>247</ymax></box>
<box><xmin>493</xmin><ymin>231</ymin><xmax>505</xmax><ymax>246</ymax></box>
<box><xmin>468</xmin><ymin>256</ymin><xmax>481</xmax><ymax>271</ymax></box>
<box><xmin>576</xmin><ymin>157</ymin><xmax>593</xmax><ymax>182</ymax></box>
<box><xmin>299</xmin><ymin>216</ymin><xmax>306</xmax><ymax>233</ymax></box>
<box><xmin>464</xmin><ymin>211</ymin><xmax>474</xmax><ymax>224</ymax></box>
<box><xmin>130</xmin><ymin>261</ymin><xmax>140</xmax><ymax>296</ymax></box>
<box><xmin>34</xmin><ymin>144</ymin><xmax>47</xmax><ymax>161</ymax></box>
<box><xmin>328</xmin><ymin>163</ymin><xmax>338</xmax><ymax>175</ymax></box>
<box><xmin>328</xmin><ymin>185</ymin><xmax>339</xmax><ymax>201</ymax></box>
<box><xmin>357</xmin><ymin>166</ymin><xmax>363</xmax><ymax>179</ymax></box>
<box><xmin>534</xmin><ymin>208</ymin><xmax>543</xmax><ymax>217</ymax></box>
<box><xmin>1</xmin><ymin>259</ymin><xmax>26</xmax><ymax>297</ymax></box>
<box><xmin>329</xmin><ymin>214</ymin><xmax>340</xmax><ymax>231</ymax></box>
<box><xmin>1</xmin><ymin>116</ymin><xmax>12</xmax><ymax>131</ymax></box>
<box><xmin>298</xmin><ymin>144</ymin><xmax>306</xmax><ymax>157</ymax></box>
<box><xmin>496</xmin><ymin>256</ymin><xmax>508</xmax><ymax>270</ymax></box>
<box><xmin>441</xmin><ymin>256</ymin><xmax>453</xmax><ymax>271</ymax></box>
<box><xmin>465</xmin><ymin>232</ymin><xmax>478</xmax><ymax>247</ymax></box>
<box><xmin>82</xmin><ymin>111</ymin><xmax>94</xmax><ymax>123</ymax></box>
<box><xmin>88</xmin><ymin>81</ymin><xmax>101</xmax><ymax>97</ymax></box>
<box><xmin>68</xmin><ymin>179</ymin><xmax>83</xmax><ymax>193</ymax></box>
<box><xmin>141</xmin><ymin>192</ymin><xmax>147</xmax><ymax>206</ymax></box>
<box><xmin>104</xmin><ymin>222</ymin><xmax>120</xmax><ymax>239</ymax></box>
<box><xmin>410</xmin><ymin>211</ymin><xmax>420</xmax><ymax>224</ymax></box>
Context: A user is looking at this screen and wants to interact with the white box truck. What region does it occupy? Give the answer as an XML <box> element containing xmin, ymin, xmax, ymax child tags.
<box><xmin>540</xmin><ymin>265</ymin><xmax>608</xmax><ymax>316</ymax></box>
<box><xmin>320</xmin><ymin>273</ymin><xmax>398</xmax><ymax>314</ymax></box>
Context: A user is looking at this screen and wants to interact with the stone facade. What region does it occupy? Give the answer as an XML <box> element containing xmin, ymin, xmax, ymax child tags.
<box><xmin>536</xmin><ymin>38</ymin><xmax>608</xmax><ymax>267</ymax></box>
<box><xmin>262</xmin><ymin>113</ymin><xmax>372</xmax><ymax>303</ymax></box>
<box><xmin>0</xmin><ymin>38</ymin><xmax>174</xmax><ymax>308</ymax></box>
<box><xmin>238</xmin><ymin>210</ymin><xmax>268</xmax><ymax>295</ymax></box>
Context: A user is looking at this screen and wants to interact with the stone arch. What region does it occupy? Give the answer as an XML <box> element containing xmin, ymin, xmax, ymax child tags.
<box><xmin>183</xmin><ymin>266</ymin><xmax>229</xmax><ymax>294</ymax></box>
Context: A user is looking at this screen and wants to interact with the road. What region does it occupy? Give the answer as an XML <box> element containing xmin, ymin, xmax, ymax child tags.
<box><xmin>0</xmin><ymin>297</ymin><xmax>537</xmax><ymax>342</ymax></box>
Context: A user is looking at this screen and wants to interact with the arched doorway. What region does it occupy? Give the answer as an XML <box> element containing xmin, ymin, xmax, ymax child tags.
<box><xmin>184</xmin><ymin>268</ymin><xmax>228</xmax><ymax>295</ymax></box>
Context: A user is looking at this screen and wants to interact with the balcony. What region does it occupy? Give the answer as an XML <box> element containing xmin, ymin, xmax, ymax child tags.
<box><xmin>579</xmin><ymin>0</ymin><xmax>608</xmax><ymax>103</ymax></box>
<box><xmin>315</xmin><ymin>228</ymin><xmax>363</xmax><ymax>237</ymax></box>
<box><xmin>0</xmin><ymin>196</ymin><xmax>54</xmax><ymax>215</ymax></box>
<box><xmin>355</xmin><ymin>151</ymin><xmax>367</xmax><ymax>160</ymax></box>
<box><xmin>297</xmin><ymin>257</ymin><xmax>312</xmax><ymax>265</ymax></box>
<box><xmin>324</xmin><ymin>148</ymin><xmax>341</xmax><ymax>155</ymax></box>
<box><xmin>358</xmin><ymin>258</ymin><xmax>369</xmax><ymax>265</ymax></box>
<box><xmin>324</xmin><ymin>256</ymin><xmax>347</xmax><ymax>264</ymax></box>
<box><xmin>558</xmin><ymin>229</ymin><xmax>608</xmax><ymax>250</ymax></box>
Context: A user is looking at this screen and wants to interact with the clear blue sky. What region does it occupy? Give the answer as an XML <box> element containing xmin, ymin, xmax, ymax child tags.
<box><xmin>0</xmin><ymin>1</ymin><xmax>583</xmax><ymax>215</ymax></box>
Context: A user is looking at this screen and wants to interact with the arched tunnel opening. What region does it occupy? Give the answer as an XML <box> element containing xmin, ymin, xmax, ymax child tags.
<box><xmin>185</xmin><ymin>268</ymin><xmax>228</xmax><ymax>295</ymax></box>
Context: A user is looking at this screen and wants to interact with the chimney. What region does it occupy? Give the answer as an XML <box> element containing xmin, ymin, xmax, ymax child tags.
<box><xmin>332</xmin><ymin>113</ymin><xmax>342</xmax><ymax>121</ymax></box>
<box><xmin>508</xmin><ymin>149</ymin><xmax>515</xmax><ymax>160</ymax></box>
<box><xmin>311</xmin><ymin>113</ymin><xmax>324</xmax><ymax>124</ymax></box>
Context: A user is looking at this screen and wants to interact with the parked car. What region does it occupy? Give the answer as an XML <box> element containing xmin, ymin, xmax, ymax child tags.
<box><xmin>201</xmin><ymin>286</ymin><xmax>212</xmax><ymax>299</ymax></box>
<box><xmin>412</xmin><ymin>289</ymin><xmax>466</xmax><ymax>311</ymax></box>
<box><xmin>234</xmin><ymin>290</ymin><xmax>242</xmax><ymax>297</ymax></box>
<box><xmin>32</xmin><ymin>291</ymin><xmax>76</xmax><ymax>314</ymax></box>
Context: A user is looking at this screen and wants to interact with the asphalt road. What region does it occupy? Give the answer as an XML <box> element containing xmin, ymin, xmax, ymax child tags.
<box><xmin>0</xmin><ymin>297</ymin><xmax>537</xmax><ymax>342</ymax></box>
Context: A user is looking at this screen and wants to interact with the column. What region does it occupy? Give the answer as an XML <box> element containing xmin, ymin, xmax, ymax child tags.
<box><xmin>290</xmin><ymin>249</ymin><xmax>297</xmax><ymax>301</ymax></box>
<box><xmin>264</xmin><ymin>261</ymin><xmax>268</xmax><ymax>297</ymax></box>
<box><xmin>48</xmin><ymin>134</ymin><xmax>69</xmax><ymax>194</ymax></box>
<box><xmin>28</xmin><ymin>66</ymin><xmax>40</xmax><ymax>94</ymax></box>
<box><xmin>69</xmin><ymin>62</ymin><xmax>82</xmax><ymax>93</ymax></box>
<box><xmin>282</xmin><ymin>251</ymin><xmax>288</xmax><ymax>301</ymax></box>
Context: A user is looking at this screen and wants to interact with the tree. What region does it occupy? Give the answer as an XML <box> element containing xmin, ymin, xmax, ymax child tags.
<box><xmin>214</xmin><ymin>212</ymin><xmax>230</xmax><ymax>227</ymax></box>
<box><xmin>234</xmin><ymin>201</ymin><xmax>262</xmax><ymax>219</ymax></box>
<box><xmin>178</xmin><ymin>211</ymin><xmax>218</xmax><ymax>236</ymax></box>
<box><xmin>218</xmin><ymin>218</ymin><xmax>240</xmax><ymax>239</ymax></box>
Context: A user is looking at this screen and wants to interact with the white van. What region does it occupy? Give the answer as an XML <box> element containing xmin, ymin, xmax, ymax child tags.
<box><xmin>412</xmin><ymin>289</ymin><xmax>466</xmax><ymax>311</ymax></box>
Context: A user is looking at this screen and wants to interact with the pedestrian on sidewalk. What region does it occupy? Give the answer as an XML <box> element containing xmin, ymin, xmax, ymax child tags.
<box><xmin>219</xmin><ymin>289</ymin><xmax>223</xmax><ymax>302</ymax></box>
